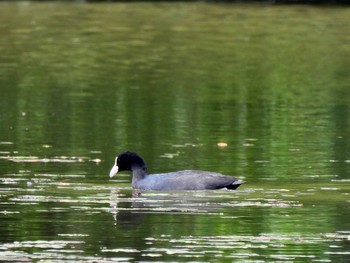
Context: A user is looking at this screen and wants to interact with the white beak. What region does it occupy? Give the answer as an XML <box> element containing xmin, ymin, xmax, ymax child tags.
<box><xmin>109</xmin><ymin>164</ymin><xmax>119</xmax><ymax>178</ymax></box>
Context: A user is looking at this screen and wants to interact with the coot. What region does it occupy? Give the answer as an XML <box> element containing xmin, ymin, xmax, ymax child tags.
<box><xmin>109</xmin><ymin>151</ymin><xmax>245</xmax><ymax>191</ymax></box>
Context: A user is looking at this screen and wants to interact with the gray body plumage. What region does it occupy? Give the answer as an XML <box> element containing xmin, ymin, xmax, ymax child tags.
<box><xmin>133</xmin><ymin>170</ymin><xmax>243</xmax><ymax>190</ymax></box>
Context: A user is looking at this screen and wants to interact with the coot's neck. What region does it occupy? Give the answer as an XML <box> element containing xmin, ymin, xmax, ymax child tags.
<box><xmin>131</xmin><ymin>164</ymin><xmax>148</xmax><ymax>187</ymax></box>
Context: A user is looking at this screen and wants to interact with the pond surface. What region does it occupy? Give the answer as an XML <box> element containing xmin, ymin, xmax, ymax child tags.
<box><xmin>0</xmin><ymin>2</ymin><xmax>350</xmax><ymax>262</ymax></box>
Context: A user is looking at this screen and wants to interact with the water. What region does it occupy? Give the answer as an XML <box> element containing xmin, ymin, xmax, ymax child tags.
<box><xmin>1</xmin><ymin>2</ymin><xmax>350</xmax><ymax>262</ymax></box>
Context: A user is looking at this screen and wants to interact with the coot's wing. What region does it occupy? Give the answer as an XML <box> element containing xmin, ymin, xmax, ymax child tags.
<box><xmin>190</xmin><ymin>170</ymin><xmax>242</xmax><ymax>190</ymax></box>
<box><xmin>136</xmin><ymin>170</ymin><xmax>243</xmax><ymax>190</ymax></box>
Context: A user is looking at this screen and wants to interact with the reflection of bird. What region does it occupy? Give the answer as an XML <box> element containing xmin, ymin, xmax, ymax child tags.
<box><xmin>109</xmin><ymin>151</ymin><xmax>245</xmax><ymax>191</ymax></box>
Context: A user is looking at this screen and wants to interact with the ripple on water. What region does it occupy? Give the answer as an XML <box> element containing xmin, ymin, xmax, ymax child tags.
<box><xmin>140</xmin><ymin>232</ymin><xmax>349</xmax><ymax>261</ymax></box>
<box><xmin>0</xmin><ymin>232</ymin><xmax>347</xmax><ymax>262</ymax></box>
<box><xmin>0</xmin><ymin>155</ymin><xmax>101</xmax><ymax>164</ymax></box>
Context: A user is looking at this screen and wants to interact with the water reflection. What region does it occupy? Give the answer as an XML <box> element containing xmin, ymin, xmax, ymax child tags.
<box><xmin>0</xmin><ymin>165</ymin><xmax>349</xmax><ymax>262</ymax></box>
<box><xmin>109</xmin><ymin>189</ymin><xmax>233</xmax><ymax>222</ymax></box>
<box><xmin>105</xmin><ymin>187</ymin><xmax>350</xmax><ymax>262</ymax></box>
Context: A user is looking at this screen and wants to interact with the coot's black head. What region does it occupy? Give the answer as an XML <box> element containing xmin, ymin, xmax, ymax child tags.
<box><xmin>109</xmin><ymin>151</ymin><xmax>146</xmax><ymax>178</ymax></box>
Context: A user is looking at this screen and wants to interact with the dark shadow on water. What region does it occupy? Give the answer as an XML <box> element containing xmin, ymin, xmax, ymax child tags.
<box><xmin>78</xmin><ymin>0</ymin><xmax>350</xmax><ymax>5</ymax></box>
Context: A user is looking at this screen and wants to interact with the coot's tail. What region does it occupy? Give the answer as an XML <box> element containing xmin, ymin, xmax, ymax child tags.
<box><xmin>226</xmin><ymin>180</ymin><xmax>246</xmax><ymax>190</ymax></box>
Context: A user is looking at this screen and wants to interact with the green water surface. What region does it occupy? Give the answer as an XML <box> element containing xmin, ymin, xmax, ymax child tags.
<box><xmin>0</xmin><ymin>2</ymin><xmax>349</xmax><ymax>262</ymax></box>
